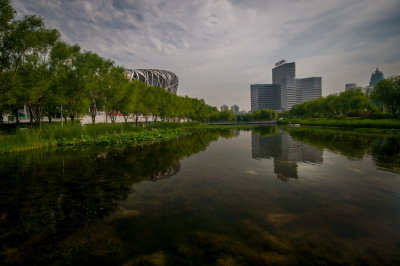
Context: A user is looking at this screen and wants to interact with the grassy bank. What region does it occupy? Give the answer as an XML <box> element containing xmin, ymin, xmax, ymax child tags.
<box><xmin>0</xmin><ymin>122</ymin><xmax>204</xmax><ymax>154</ymax></box>
<box><xmin>0</xmin><ymin>122</ymin><xmax>262</xmax><ymax>154</ymax></box>
<box><xmin>278</xmin><ymin>118</ymin><xmax>400</xmax><ymax>130</ymax></box>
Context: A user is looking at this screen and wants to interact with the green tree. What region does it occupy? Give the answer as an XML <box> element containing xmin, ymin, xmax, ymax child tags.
<box><xmin>371</xmin><ymin>76</ymin><xmax>400</xmax><ymax>117</ymax></box>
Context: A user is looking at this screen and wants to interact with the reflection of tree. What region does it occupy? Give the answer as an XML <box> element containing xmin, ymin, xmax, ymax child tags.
<box><xmin>0</xmin><ymin>130</ymin><xmax>223</xmax><ymax>265</ymax></box>
<box><xmin>252</xmin><ymin>126</ymin><xmax>278</xmax><ymax>137</ymax></box>
<box><xmin>371</xmin><ymin>138</ymin><xmax>400</xmax><ymax>173</ymax></box>
<box><xmin>285</xmin><ymin>127</ymin><xmax>374</xmax><ymax>159</ymax></box>
<box><xmin>149</xmin><ymin>162</ymin><xmax>181</xmax><ymax>181</ymax></box>
<box><xmin>285</xmin><ymin>127</ymin><xmax>400</xmax><ymax>173</ymax></box>
<box><xmin>252</xmin><ymin>129</ymin><xmax>322</xmax><ymax>182</ymax></box>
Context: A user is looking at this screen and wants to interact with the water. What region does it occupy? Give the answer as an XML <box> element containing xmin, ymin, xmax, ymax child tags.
<box><xmin>0</xmin><ymin>127</ymin><xmax>399</xmax><ymax>265</ymax></box>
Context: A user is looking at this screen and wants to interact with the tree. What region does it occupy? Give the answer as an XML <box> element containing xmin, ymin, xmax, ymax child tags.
<box><xmin>49</xmin><ymin>41</ymin><xmax>85</xmax><ymax>124</ymax></box>
<box><xmin>103</xmin><ymin>66</ymin><xmax>128</xmax><ymax>123</ymax></box>
<box><xmin>371</xmin><ymin>77</ymin><xmax>400</xmax><ymax>117</ymax></box>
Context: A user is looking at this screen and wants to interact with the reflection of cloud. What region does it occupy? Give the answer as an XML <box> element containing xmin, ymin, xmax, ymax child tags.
<box><xmin>348</xmin><ymin>168</ymin><xmax>365</xmax><ymax>174</ymax></box>
<box><xmin>13</xmin><ymin>0</ymin><xmax>400</xmax><ymax>110</ymax></box>
<box><xmin>245</xmin><ymin>170</ymin><xmax>258</xmax><ymax>175</ymax></box>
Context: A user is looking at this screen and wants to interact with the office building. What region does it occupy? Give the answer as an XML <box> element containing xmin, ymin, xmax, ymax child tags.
<box><xmin>369</xmin><ymin>68</ymin><xmax>384</xmax><ymax>86</ymax></box>
<box><xmin>220</xmin><ymin>105</ymin><xmax>229</xmax><ymax>111</ymax></box>
<box><xmin>296</xmin><ymin>77</ymin><xmax>322</xmax><ymax>104</ymax></box>
<box><xmin>345</xmin><ymin>83</ymin><xmax>357</xmax><ymax>91</ymax></box>
<box><xmin>231</xmin><ymin>105</ymin><xmax>239</xmax><ymax>114</ymax></box>
<box><xmin>250</xmin><ymin>59</ymin><xmax>322</xmax><ymax>112</ymax></box>
<box><xmin>250</xmin><ymin>84</ymin><xmax>281</xmax><ymax>112</ymax></box>
<box><xmin>272</xmin><ymin>60</ymin><xmax>296</xmax><ymax>110</ymax></box>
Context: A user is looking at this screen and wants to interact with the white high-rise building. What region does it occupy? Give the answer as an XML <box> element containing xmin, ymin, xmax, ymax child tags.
<box><xmin>250</xmin><ymin>59</ymin><xmax>322</xmax><ymax>112</ymax></box>
<box><xmin>220</xmin><ymin>105</ymin><xmax>229</xmax><ymax>111</ymax></box>
<box><xmin>295</xmin><ymin>77</ymin><xmax>322</xmax><ymax>104</ymax></box>
<box><xmin>272</xmin><ymin>60</ymin><xmax>296</xmax><ymax>111</ymax></box>
<box><xmin>231</xmin><ymin>105</ymin><xmax>239</xmax><ymax>114</ymax></box>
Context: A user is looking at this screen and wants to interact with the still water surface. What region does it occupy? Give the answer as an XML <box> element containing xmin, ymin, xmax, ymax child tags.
<box><xmin>0</xmin><ymin>127</ymin><xmax>399</xmax><ymax>265</ymax></box>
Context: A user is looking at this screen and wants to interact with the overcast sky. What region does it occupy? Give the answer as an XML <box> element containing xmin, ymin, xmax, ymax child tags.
<box><xmin>12</xmin><ymin>0</ymin><xmax>400</xmax><ymax>110</ymax></box>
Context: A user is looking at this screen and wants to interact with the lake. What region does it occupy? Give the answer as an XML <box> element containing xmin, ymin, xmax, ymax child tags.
<box><xmin>0</xmin><ymin>126</ymin><xmax>399</xmax><ymax>265</ymax></box>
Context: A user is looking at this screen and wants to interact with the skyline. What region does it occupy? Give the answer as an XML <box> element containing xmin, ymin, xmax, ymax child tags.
<box><xmin>12</xmin><ymin>0</ymin><xmax>400</xmax><ymax>110</ymax></box>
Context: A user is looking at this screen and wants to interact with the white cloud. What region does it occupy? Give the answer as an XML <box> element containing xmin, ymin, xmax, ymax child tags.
<box><xmin>12</xmin><ymin>0</ymin><xmax>400</xmax><ymax>110</ymax></box>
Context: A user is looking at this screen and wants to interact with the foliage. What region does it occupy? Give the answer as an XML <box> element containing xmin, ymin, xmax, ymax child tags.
<box><xmin>209</xmin><ymin>110</ymin><xmax>235</xmax><ymax>122</ymax></box>
<box><xmin>236</xmin><ymin>109</ymin><xmax>278</xmax><ymax>122</ymax></box>
<box><xmin>370</xmin><ymin>76</ymin><xmax>400</xmax><ymax>117</ymax></box>
<box><xmin>285</xmin><ymin>89</ymin><xmax>377</xmax><ymax>119</ymax></box>
<box><xmin>278</xmin><ymin>118</ymin><xmax>400</xmax><ymax>129</ymax></box>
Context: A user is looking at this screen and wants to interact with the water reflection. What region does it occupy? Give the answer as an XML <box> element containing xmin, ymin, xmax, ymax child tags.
<box><xmin>285</xmin><ymin>127</ymin><xmax>400</xmax><ymax>173</ymax></box>
<box><xmin>0</xmin><ymin>131</ymin><xmax>225</xmax><ymax>265</ymax></box>
<box><xmin>252</xmin><ymin>129</ymin><xmax>323</xmax><ymax>181</ymax></box>
<box><xmin>1</xmin><ymin>127</ymin><xmax>400</xmax><ymax>265</ymax></box>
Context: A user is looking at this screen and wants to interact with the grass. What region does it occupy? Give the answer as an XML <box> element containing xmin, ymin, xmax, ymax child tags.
<box><xmin>0</xmin><ymin>121</ymin><xmax>260</xmax><ymax>154</ymax></box>
<box><xmin>0</xmin><ymin>122</ymin><xmax>200</xmax><ymax>154</ymax></box>
<box><xmin>278</xmin><ymin>118</ymin><xmax>400</xmax><ymax>130</ymax></box>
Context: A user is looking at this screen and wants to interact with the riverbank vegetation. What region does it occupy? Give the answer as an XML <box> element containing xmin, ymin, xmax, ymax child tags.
<box><xmin>279</xmin><ymin>77</ymin><xmax>399</xmax><ymax>129</ymax></box>
<box><xmin>0</xmin><ymin>122</ymin><xmax>196</xmax><ymax>154</ymax></box>
<box><xmin>281</xmin><ymin>77</ymin><xmax>400</xmax><ymax>119</ymax></box>
<box><xmin>0</xmin><ymin>122</ymin><xmax>260</xmax><ymax>154</ymax></box>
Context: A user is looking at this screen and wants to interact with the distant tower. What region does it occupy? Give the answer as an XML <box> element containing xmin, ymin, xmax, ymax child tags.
<box><xmin>220</xmin><ymin>105</ymin><xmax>229</xmax><ymax>111</ymax></box>
<box><xmin>369</xmin><ymin>68</ymin><xmax>384</xmax><ymax>86</ymax></box>
<box><xmin>231</xmin><ymin>105</ymin><xmax>239</xmax><ymax>115</ymax></box>
<box><xmin>272</xmin><ymin>60</ymin><xmax>296</xmax><ymax>110</ymax></box>
<box><xmin>345</xmin><ymin>83</ymin><xmax>357</xmax><ymax>91</ymax></box>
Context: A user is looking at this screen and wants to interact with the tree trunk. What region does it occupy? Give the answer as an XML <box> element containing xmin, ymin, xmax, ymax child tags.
<box><xmin>110</xmin><ymin>112</ymin><xmax>116</xmax><ymax>123</ymax></box>
<box><xmin>89</xmin><ymin>105</ymin><xmax>97</xmax><ymax>124</ymax></box>
<box><xmin>48</xmin><ymin>115</ymin><xmax>52</xmax><ymax>124</ymax></box>
<box><xmin>123</xmin><ymin>114</ymin><xmax>128</xmax><ymax>122</ymax></box>
<box><xmin>14</xmin><ymin>108</ymin><xmax>19</xmax><ymax>124</ymax></box>
<box><xmin>391</xmin><ymin>106</ymin><xmax>397</xmax><ymax>117</ymax></box>
<box><xmin>134</xmin><ymin>114</ymin><xmax>139</xmax><ymax>125</ymax></box>
<box><xmin>29</xmin><ymin>108</ymin><xmax>33</xmax><ymax>124</ymax></box>
<box><xmin>70</xmin><ymin>113</ymin><xmax>75</xmax><ymax>124</ymax></box>
<box><xmin>0</xmin><ymin>112</ymin><xmax>3</xmax><ymax>124</ymax></box>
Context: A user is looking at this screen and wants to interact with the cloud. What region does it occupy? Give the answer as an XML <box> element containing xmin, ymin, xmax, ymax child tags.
<box><xmin>12</xmin><ymin>0</ymin><xmax>400</xmax><ymax>110</ymax></box>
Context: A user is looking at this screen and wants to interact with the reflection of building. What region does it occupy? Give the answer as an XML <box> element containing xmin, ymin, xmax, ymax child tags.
<box><xmin>369</xmin><ymin>68</ymin><xmax>384</xmax><ymax>86</ymax></box>
<box><xmin>251</xmin><ymin>131</ymin><xmax>323</xmax><ymax>182</ymax></box>
<box><xmin>125</xmin><ymin>69</ymin><xmax>179</xmax><ymax>94</ymax></box>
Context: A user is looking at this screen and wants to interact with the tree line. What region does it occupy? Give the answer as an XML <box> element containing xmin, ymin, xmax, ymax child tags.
<box><xmin>0</xmin><ymin>0</ymin><xmax>219</xmax><ymax>125</ymax></box>
<box><xmin>282</xmin><ymin>76</ymin><xmax>400</xmax><ymax>119</ymax></box>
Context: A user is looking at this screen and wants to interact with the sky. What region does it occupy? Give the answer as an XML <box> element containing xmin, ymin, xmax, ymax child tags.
<box><xmin>12</xmin><ymin>0</ymin><xmax>400</xmax><ymax>111</ymax></box>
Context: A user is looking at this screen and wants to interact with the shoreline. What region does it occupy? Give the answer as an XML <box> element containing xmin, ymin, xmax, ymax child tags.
<box><xmin>1</xmin><ymin>121</ymin><xmax>399</xmax><ymax>155</ymax></box>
